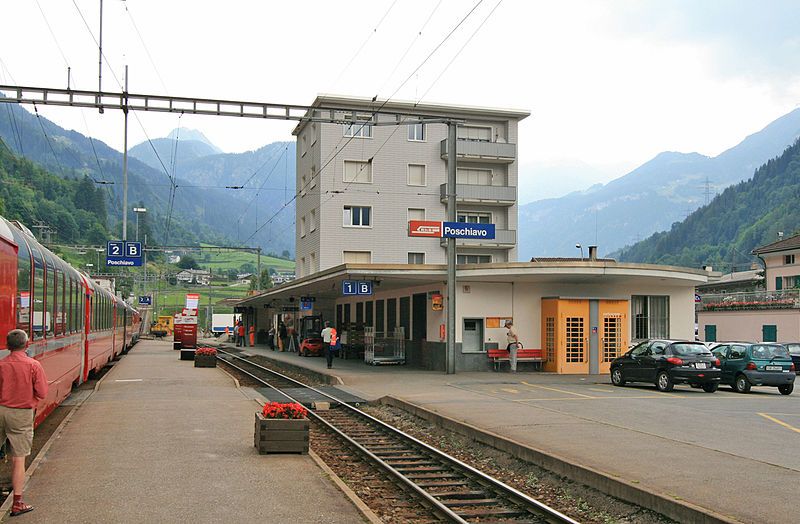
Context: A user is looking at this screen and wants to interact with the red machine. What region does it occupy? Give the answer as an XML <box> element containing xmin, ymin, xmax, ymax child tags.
<box><xmin>299</xmin><ymin>315</ymin><xmax>325</xmax><ymax>357</ymax></box>
<box><xmin>0</xmin><ymin>217</ymin><xmax>141</xmax><ymax>426</ymax></box>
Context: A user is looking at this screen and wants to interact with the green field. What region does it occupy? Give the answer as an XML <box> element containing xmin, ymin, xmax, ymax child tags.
<box><xmin>152</xmin><ymin>283</ymin><xmax>252</xmax><ymax>329</ymax></box>
<box><xmin>196</xmin><ymin>244</ymin><xmax>295</xmax><ymax>273</ymax></box>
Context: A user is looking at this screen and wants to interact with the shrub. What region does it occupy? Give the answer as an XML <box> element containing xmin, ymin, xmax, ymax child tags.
<box><xmin>261</xmin><ymin>402</ymin><xmax>308</xmax><ymax>419</ymax></box>
<box><xmin>195</xmin><ymin>347</ymin><xmax>218</xmax><ymax>356</ymax></box>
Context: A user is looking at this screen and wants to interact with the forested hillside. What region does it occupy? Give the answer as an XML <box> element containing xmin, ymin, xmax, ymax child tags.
<box><xmin>0</xmin><ymin>139</ymin><xmax>110</xmax><ymax>244</ymax></box>
<box><xmin>615</xmin><ymin>139</ymin><xmax>800</xmax><ymax>270</ymax></box>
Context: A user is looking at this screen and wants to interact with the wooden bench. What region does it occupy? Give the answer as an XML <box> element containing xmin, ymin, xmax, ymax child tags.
<box><xmin>488</xmin><ymin>347</ymin><xmax>544</xmax><ymax>371</ymax></box>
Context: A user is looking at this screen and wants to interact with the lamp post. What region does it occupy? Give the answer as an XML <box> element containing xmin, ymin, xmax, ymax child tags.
<box><xmin>96</xmin><ymin>248</ymin><xmax>104</xmax><ymax>271</ymax></box>
<box><xmin>575</xmin><ymin>243</ymin><xmax>584</xmax><ymax>260</ymax></box>
<box><xmin>133</xmin><ymin>207</ymin><xmax>147</xmax><ymax>242</ymax></box>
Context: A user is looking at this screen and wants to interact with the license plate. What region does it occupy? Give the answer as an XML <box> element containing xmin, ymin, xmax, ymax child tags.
<box><xmin>695</xmin><ymin>362</ymin><xmax>707</xmax><ymax>369</ymax></box>
<box><xmin>766</xmin><ymin>365</ymin><xmax>782</xmax><ymax>371</ymax></box>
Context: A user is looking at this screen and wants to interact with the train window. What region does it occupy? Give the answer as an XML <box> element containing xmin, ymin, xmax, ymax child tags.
<box><xmin>76</xmin><ymin>283</ymin><xmax>82</xmax><ymax>332</ymax></box>
<box><xmin>46</xmin><ymin>257</ymin><xmax>56</xmax><ymax>337</ymax></box>
<box><xmin>15</xmin><ymin>237</ymin><xmax>31</xmax><ymax>334</ymax></box>
<box><xmin>32</xmin><ymin>248</ymin><xmax>45</xmax><ymax>339</ymax></box>
<box><xmin>55</xmin><ymin>270</ymin><xmax>65</xmax><ymax>336</ymax></box>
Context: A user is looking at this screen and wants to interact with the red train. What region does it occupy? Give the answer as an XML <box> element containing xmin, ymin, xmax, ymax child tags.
<box><xmin>0</xmin><ymin>216</ymin><xmax>141</xmax><ymax>426</ymax></box>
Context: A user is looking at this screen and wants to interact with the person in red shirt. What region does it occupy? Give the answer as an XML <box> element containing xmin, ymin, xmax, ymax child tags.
<box><xmin>1</xmin><ymin>329</ymin><xmax>48</xmax><ymax>517</ymax></box>
<box><xmin>236</xmin><ymin>321</ymin><xmax>246</xmax><ymax>347</ymax></box>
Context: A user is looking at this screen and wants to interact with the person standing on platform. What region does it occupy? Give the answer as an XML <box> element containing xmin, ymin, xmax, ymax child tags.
<box><xmin>327</xmin><ymin>326</ymin><xmax>339</xmax><ymax>369</ymax></box>
<box><xmin>278</xmin><ymin>321</ymin><xmax>287</xmax><ymax>352</ymax></box>
<box><xmin>321</xmin><ymin>321</ymin><xmax>334</xmax><ymax>367</ymax></box>
<box><xmin>237</xmin><ymin>321</ymin><xmax>246</xmax><ymax>347</ymax></box>
<box><xmin>505</xmin><ymin>320</ymin><xmax>520</xmax><ymax>372</ymax></box>
<box><xmin>1</xmin><ymin>329</ymin><xmax>48</xmax><ymax>517</ymax></box>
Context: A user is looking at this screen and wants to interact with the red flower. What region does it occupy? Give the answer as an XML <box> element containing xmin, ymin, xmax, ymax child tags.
<box><xmin>261</xmin><ymin>402</ymin><xmax>308</xmax><ymax>419</ymax></box>
<box><xmin>196</xmin><ymin>347</ymin><xmax>218</xmax><ymax>356</ymax></box>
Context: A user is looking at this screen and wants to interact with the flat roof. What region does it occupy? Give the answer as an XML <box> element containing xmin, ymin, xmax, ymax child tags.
<box><xmin>293</xmin><ymin>94</ymin><xmax>531</xmax><ymax>135</ymax></box>
<box><xmin>236</xmin><ymin>261</ymin><xmax>714</xmax><ymax>307</ymax></box>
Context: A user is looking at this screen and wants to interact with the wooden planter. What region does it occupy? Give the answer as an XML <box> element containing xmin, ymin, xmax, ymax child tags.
<box><xmin>194</xmin><ymin>354</ymin><xmax>216</xmax><ymax>368</ymax></box>
<box><xmin>179</xmin><ymin>348</ymin><xmax>195</xmax><ymax>361</ymax></box>
<box><xmin>254</xmin><ymin>413</ymin><xmax>309</xmax><ymax>454</ymax></box>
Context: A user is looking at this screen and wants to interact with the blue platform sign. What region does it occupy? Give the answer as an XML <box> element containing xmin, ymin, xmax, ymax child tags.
<box><xmin>138</xmin><ymin>296</ymin><xmax>152</xmax><ymax>306</ymax></box>
<box><xmin>441</xmin><ymin>222</ymin><xmax>495</xmax><ymax>239</ymax></box>
<box><xmin>106</xmin><ymin>240</ymin><xmax>143</xmax><ymax>267</ymax></box>
<box><xmin>300</xmin><ymin>300</ymin><xmax>313</xmax><ymax>311</ymax></box>
<box><xmin>342</xmin><ymin>280</ymin><xmax>373</xmax><ymax>296</ymax></box>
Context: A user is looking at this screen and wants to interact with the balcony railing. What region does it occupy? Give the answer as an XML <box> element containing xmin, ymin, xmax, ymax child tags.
<box><xmin>699</xmin><ymin>289</ymin><xmax>800</xmax><ymax>311</ymax></box>
<box><xmin>439</xmin><ymin>183</ymin><xmax>516</xmax><ymax>206</ymax></box>
<box><xmin>440</xmin><ymin>228</ymin><xmax>516</xmax><ymax>249</ymax></box>
<box><xmin>440</xmin><ymin>138</ymin><xmax>517</xmax><ymax>163</ymax></box>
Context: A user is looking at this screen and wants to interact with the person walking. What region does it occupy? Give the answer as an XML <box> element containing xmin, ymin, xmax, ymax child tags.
<box><xmin>321</xmin><ymin>322</ymin><xmax>334</xmax><ymax>369</ymax></box>
<box><xmin>278</xmin><ymin>322</ymin><xmax>288</xmax><ymax>352</ymax></box>
<box><xmin>1</xmin><ymin>329</ymin><xmax>48</xmax><ymax>517</ymax></box>
<box><xmin>505</xmin><ymin>320</ymin><xmax>520</xmax><ymax>372</ymax></box>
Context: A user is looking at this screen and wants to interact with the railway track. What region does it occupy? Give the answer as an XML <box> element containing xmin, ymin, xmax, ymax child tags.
<box><xmin>217</xmin><ymin>349</ymin><xmax>578</xmax><ymax>524</ymax></box>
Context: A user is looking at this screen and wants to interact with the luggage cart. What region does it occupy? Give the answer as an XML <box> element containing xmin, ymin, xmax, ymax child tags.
<box><xmin>364</xmin><ymin>327</ymin><xmax>406</xmax><ymax>365</ymax></box>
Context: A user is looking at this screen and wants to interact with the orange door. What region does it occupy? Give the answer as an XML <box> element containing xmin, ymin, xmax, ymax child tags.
<box><xmin>559</xmin><ymin>300</ymin><xmax>589</xmax><ymax>374</ymax></box>
<box><xmin>541</xmin><ymin>299</ymin><xmax>558</xmax><ymax>372</ymax></box>
<box><xmin>598</xmin><ymin>300</ymin><xmax>629</xmax><ymax>374</ymax></box>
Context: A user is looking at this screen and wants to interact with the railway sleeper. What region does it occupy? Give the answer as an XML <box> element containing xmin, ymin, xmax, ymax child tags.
<box><xmin>373</xmin><ymin>453</ymin><xmax>428</xmax><ymax>460</ymax></box>
<box><xmin>415</xmin><ymin>480</ymin><xmax>471</xmax><ymax>488</ymax></box>
<box><xmin>428</xmin><ymin>490</ymin><xmax>488</xmax><ymax>499</ymax></box>
<box><xmin>384</xmin><ymin>460</ymin><xmax>440</xmax><ymax>467</ymax></box>
<box><xmin>441</xmin><ymin>498</ymin><xmax>501</xmax><ymax>507</ymax></box>
<box><xmin>405</xmin><ymin>472</ymin><xmax>463</xmax><ymax>479</ymax></box>
<box><xmin>393</xmin><ymin>466</ymin><xmax>451</xmax><ymax>473</ymax></box>
<box><xmin>455</xmin><ymin>507</ymin><xmax>531</xmax><ymax>519</ymax></box>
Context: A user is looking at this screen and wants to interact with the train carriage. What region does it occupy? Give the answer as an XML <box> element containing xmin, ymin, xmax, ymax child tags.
<box><xmin>0</xmin><ymin>216</ymin><xmax>138</xmax><ymax>426</ymax></box>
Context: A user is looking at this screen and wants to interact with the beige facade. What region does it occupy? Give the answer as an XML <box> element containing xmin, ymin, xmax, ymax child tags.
<box><xmin>698</xmin><ymin>309</ymin><xmax>800</xmax><ymax>343</ymax></box>
<box><xmin>293</xmin><ymin>96</ymin><xmax>529</xmax><ymax>278</ymax></box>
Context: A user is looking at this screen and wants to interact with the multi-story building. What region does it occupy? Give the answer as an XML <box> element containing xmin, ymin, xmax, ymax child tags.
<box><xmin>293</xmin><ymin>95</ymin><xmax>529</xmax><ymax>277</ymax></box>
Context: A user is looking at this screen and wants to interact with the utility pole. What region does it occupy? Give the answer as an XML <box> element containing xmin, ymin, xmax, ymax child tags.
<box><xmin>122</xmin><ymin>66</ymin><xmax>129</xmax><ymax>241</ymax></box>
<box><xmin>446</xmin><ymin>122</ymin><xmax>457</xmax><ymax>375</ymax></box>
<box><xmin>257</xmin><ymin>248</ymin><xmax>262</xmax><ymax>291</ymax></box>
<box><xmin>97</xmin><ymin>0</ymin><xmax>104</xmax><ymax>114</ymax></box>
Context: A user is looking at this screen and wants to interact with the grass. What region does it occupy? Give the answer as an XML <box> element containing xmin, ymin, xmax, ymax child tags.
<box><xmin>196</xmin><ymin>244</ymin><xmax>294</xmax><ymax>273</ymax></box>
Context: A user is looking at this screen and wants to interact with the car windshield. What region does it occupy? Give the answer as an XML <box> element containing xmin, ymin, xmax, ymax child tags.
<box><xmin>786</xmin><ymin>343</ymin><xmax>800</xmax><ymax>355</ymax></box>
<box><xmin>749</xmin><ymin>344</ymin><xmax>790</xmax><ymax>360</ymax></box>
<box><xmin>670</xmin><ymin>343</ymin><xmax>711</xmax><ymax>356</ymax></box>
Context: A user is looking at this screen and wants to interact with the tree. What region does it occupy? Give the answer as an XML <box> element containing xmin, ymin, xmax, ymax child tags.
<box><xmin>249</xmin><ymin>269</ymin><xmax>273</xmax><ymax>291</ymax></box>
<box><xmin>177</xmin><ymin>254</ymin><xmax>198</xmax><ymax>269</ymax></box>
<box><xmin>239</xmin><ymin>262</ymin><xmax>256</xmax><ymax>274</ymax></box>
<box><xmin>281</xmin><ymin>250</ymin><xmax>291</xmax><ymax>259</ymax></box>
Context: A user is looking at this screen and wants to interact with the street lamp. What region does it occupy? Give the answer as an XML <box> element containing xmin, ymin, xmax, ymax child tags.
<box><xmin>133</xmin><ymin>207</ymin><xmax>147</xmax><ymax>242</ymax></box>
<box><xmin>575</xmin><ymin>243</ymin><xmax>584</xmax><ymax>260</ymax></box>
<box><xmin>96</xmin><ymin>248</ymin><xmax>104</xmax><ymax>270</ymax></box>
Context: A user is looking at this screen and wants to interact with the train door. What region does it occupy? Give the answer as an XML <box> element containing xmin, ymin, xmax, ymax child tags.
<box><xmin>598</xmin><ymin>300</ymin><xmax>628</xmax><ymax>374</ymax></box>
<box><xmin>0</xmin><ymin>228</ymin><xmax>18</xmax><ymax>343</ymax></box>
<box><xmin>82</xmin><ymin>279</ymin><xmax>93</xmax><ymax>382</ymax></box>
<box><xmin>559</xmin><ymin>299</ymin><xmax>590</xmax><ymax>374</ymax></box>
<box><xmin>112</xmin><ymin>304</ymin><xmax>118</xmax><ymax>357</ymax></box>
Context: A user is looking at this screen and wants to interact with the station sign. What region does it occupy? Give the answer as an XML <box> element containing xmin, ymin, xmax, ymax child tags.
<box><xmin>300</xmin><ymin>296</ymin><xmax>316</xmax><ymax>302</ymax></box>
<box><xmin>300</xmin><ymin>300</ymin><xmax>313</xmax><ymax>311</ymax></box>
<box><xmin>185</xmin><ymin>294</ymin><xmax>200</xmax><ymax>309</ymax></box>
<box><xmin>342</xmin><ymin>280</ymin><xmax>373</xmax><ymax>296</ymax></box>
<box><xmin>695</xmin><ymin>294</ymin><xmax>702</xmax><ymax>303</ymax></box>
<box><xmin>138</xmin><ymin>296</ymin><xmax>152</xmax><ymax>306</ymax></box>
<box><xmin>106</xmin><ymin>240</ymin><xmax>143</xmax><ymax>267</ymax></box>
<box><xmin>408</xmin><ymin>221</ymin><xmax>495</xmax><ymax>240</ymax></box>
<box><xmin>174</xmin><ymin>315</ymin><xmax>198</xmax><ymax>325</ymax></box>
<box><xmin>282</xmin><ymin>306</ymin><xmax>300</xmax><ymax>312</ymax></box>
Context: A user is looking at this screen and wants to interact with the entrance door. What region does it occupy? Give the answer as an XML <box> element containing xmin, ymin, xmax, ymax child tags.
<box><xmin>412</xmin><ymin>293</ymin><xmax>427</xmax><ymax>341</ymax></box>
<box><xmin>598</xmin><ymin>300</ymin><xmax>628</xmax><ymax>374</ymax></box>
<box><xmin>462</xmin><ymin>318</ymin><xmax>483</xmax><ymax>352</ymax></box>
<box><xmin>560</xmin><ymin>300</ymin><xmax>589</xmax><ymax>374</ymax></box>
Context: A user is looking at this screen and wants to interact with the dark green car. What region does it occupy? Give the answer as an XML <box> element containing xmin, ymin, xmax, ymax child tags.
<box><xmin>711</xmin><ymin>343</ymin><xmax>795</xmax><ymax>395</ymax></box>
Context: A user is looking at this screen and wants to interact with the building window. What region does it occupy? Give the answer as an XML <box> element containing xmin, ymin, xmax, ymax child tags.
<box><xmin>545</xmin><ymin>317</ymin><xmax>555</xmax><ymax>363</ymax></box>
<box><xmin>310</xmin><ymin>210</ymin><xmax>316</xmax><ymax>232</ymax></box>
<box><xmin>300</xmin><ymin>173</ymin><xmax>307</xmax><ymax>196</ymax></box>
<box><xmin>343</xmin><ymin>122</ymin><xmax>372</xmax><ymax>138</ymax></box>
<box><xmin>310</xmin><ymin>252</ymin><xmax>317</xmax><ymax>274</ymax></box>
<box><xmin>300</xmin><ymin>216</ymin><xmax>307</xmax><ymax>237</ymax></box>
<box><xmin>408</xmin><ymin>208</ymin><xmax>425</xmax><ymax>222</ymax></box>
<box><xmin>301</xmin><ymin>134</ymin><xmax>307</xmax><ymax>156</ymax></box>
<box><xmin>343</xmin><ymin>251</ymin><xmax>371</xmax><ymax>264</ymax></box>
<box><xmin>782</xmin><ymin>275</ymin><xmax>798</xmax><ymax>288</ymax></box>
<box><xmin>408</xmin><ymin>123</ymin><xmax>425</xmax><ymax>141</ymax></box>
<box><xmin>343</xmin><ymin>206</ymin><xmax>371</xmax><ymax>227</ymax></box>
<box><xmin>457</xmin><ymin>125</ymin><xmax>491</xmax><ymax>142</ymax></box>
<box><xmin>299</xmin><ymin>257</ymin><xmax>305</xmax><ymax>277</ymax></box>
<box><xmin>344</xmin><ymin>160</ymin><xmax>372</xmax><ymax>184</ymax></box>
<box><xmin>407</xmin><ymin>164</ymin><xmax>426</xmax><ymax>186</ymax></box>
<box><xmin>457</xmin><ymin>212</ymin><xmax>491</xmax><ymax>224</ymax></box>
<box><xmin>785</xmin><ymin>254</ymin><xmax>795</xmax><ymax>265</ymax></box>
<box><xmin>457</xmin><ymin>254</ymin><xmax>492</xmax><ymax>264</ymax></box>
<box><xmin>457</xmin><ymin>168</ymin><xmax>493</xmax><ymax>185</ymax></box>
<box><xmin>408</xmin><ymin>252</ymin><xmax>425</xmax><ymax>264</ymax></box>
<box><xmin>762</xmin><ymin>324</ymin><xmax>777</xmax><ymax>342</ymax></box>
<box><xmin>632</xmin><ymin>295</ymin><xmax>670</xmax><ymax>340</ymax></box>
<box><xmin>309</xmin><ymin>165</ymin><xmax>317</xmax><ymax>189</ymax></box>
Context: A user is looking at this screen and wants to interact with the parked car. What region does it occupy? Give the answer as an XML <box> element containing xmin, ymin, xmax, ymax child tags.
<box><xmin>710</xmin><ymin>343</ymin><xmax>795</xmax><ymax>395</ymax></box>
<box><xmin>786</xmin><ymin>343</ymin><xmax>800</xmax><ymax>375</ymax></box>
<box><xmin>610</xmin><ymin>340</ymin><xmax>721</xmax><ymax>392</ymax></box>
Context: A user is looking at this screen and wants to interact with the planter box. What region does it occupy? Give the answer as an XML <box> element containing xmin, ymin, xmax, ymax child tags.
<box><xmin>194</xmin><ymin>355</ymin><xmax>216</xmax><ymax>368</ymax></box>
<box><xmin>254</xmin><ymin>413</ymin><xmax>309</xmax><ymax>454</ymax></box>
<box><xmin>179</xmin><ymin>349</ymin><xmax>195</xmax><ymax>361</ymax></box>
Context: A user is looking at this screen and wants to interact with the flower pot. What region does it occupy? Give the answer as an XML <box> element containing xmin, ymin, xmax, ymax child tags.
<box><xmin>179</xmin><ymin>348</ymin><xmax>195</xmax><ymax>361</ymax></box>
<box><xmin>194</xmin><ymin>354</ymin><xmax>216</xmax><ymax>368</ymax></box>
<box><xmin>254</xmin><ymin>413</ymin><xmax>309</xmax><ymax>454</ymax></box>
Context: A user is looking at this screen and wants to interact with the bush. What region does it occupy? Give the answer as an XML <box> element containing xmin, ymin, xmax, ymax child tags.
<box><xmin>261</xmin><ymin>402</ymin><xmax>308</xmax><ymax>419</ymax></box>
<box><xmin>195</xmin><ymin>347</ymin><xmax>218</xmax><ymax>356</ymax></box>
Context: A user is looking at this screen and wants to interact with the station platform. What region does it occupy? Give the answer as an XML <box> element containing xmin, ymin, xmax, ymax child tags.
<box><xmin>13</xmin><ymin>340</ymin><xmax>366</xmax><ymax>523</ymax></box>
<box><xmin>215</xmin><ymin>339</ymin><xmax>800</xmax><ymax>524</ymax></box>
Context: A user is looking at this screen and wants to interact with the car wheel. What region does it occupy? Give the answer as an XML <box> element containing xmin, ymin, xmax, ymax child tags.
<box><xmin>611</xmin><ymin>368</ymin><xmax>626</xmax><ymax>386</ymax></box>
<box><xmin>779</xmin><ymin>383</ymin><xmax>793</xmax><ymax>395</ymax></box>
<box><xmin>656</xmin><ymin>371</ymin><xmax>674</xmax><ymax>392</ymax></box>
<box><xmin>734</xmin><ymin>374</ymin><xmax>751</xmax><ymax>393</ymax></box>
<box><xmin>702</xmin><ymin>383</ymin><xmax>718</xmax><ymax>393</ymax></box>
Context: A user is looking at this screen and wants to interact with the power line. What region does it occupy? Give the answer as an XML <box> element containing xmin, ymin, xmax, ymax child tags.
<box><xmin>120</xmin><ymin>0</ymin><xmax>170</xmax><ymax>94</ymax></box>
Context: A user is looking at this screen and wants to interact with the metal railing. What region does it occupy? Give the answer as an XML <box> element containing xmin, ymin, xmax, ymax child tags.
<box><xmin>440</xmin><ymin>138</ymin><xmax>517</xmax><ymax>162</ymax></box>
<box><xmin>439</xmin><ymin>183</ymin><xmax>516</xmax><ymax>205</ymax></box>
<box><xmin>699</xmin><ymin>289</ymin><xmax>800</xmax><ymax>311</ymax></box>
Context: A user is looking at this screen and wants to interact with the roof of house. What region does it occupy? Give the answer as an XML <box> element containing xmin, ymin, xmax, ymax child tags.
<box><xmin>530</xmin><ymin>257</ymin><xmax>616</xmax><ymax>263</ymax></box>
<box><xmin>752</xmin><ymin>232</ymin><xmax>800</xmax><ymax>254</ymax></box>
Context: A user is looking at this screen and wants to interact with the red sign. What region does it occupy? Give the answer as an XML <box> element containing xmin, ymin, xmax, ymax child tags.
<box><xmin>409</xmin><ymin>220</ymin><xmax>442</xmax><ymax>237</ymax></box>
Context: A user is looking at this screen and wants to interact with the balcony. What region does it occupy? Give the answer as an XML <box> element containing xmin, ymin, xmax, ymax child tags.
<box><xmin>699</xmin><ymin>289</ymin><xmax>800</xmax><ymax>311</ymax></box>
<box><xmin>440</xmin><ymin>228</ymin><xmax>516</xmax><ymax>249</ymax></box>
<box><xmin>439</xmin><ymin>183</ymin><xmax>516</xmax><ymax>206</ymax></box>
<box><xmin>440</xmin><ymin>138</ymin><xmax>517</xmax><ymax>163</ymax></box>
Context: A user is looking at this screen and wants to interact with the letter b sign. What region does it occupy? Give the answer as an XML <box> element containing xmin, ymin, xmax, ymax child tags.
<box><xmin>125</xmin><ymin>242</ymin><xmax>141</xmax><ymax>258</ymax></box>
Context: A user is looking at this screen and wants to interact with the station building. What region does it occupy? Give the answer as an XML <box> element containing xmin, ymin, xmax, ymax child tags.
<box><xmin>236</xmin><ymin>96</ymin><xmax>713</xmax><ymax>374</ymax></box>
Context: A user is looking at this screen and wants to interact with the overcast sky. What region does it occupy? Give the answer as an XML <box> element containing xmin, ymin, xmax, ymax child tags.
<box><xmin>2</xmin><ymin>0</ymin><xmax>799</xmax><ymax>202</ymax></box>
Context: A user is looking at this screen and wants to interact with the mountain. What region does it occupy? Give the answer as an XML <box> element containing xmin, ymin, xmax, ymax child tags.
<box><xmin>167</xmin><ymin>127</ymin><xmax>222</xmax><ymax>153</ymax></box>
<box><xmin>129</xmin><ymin>127</ymin><xmax>224</xmax><ymax>172</ymax></box>
<box><xmin>518</xmin><ymin>109</ymin><xmax>800</xmax><ymax>259</ymax></box>
<box><xmin>0</xmin><ymin>100</ymin><xmax>296</xmax><ymax>255</ymax></box>
<box><xmin>612</xmin><ymin>138</ymin><xmax>800</xmax><ymax>270</ymax></box>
